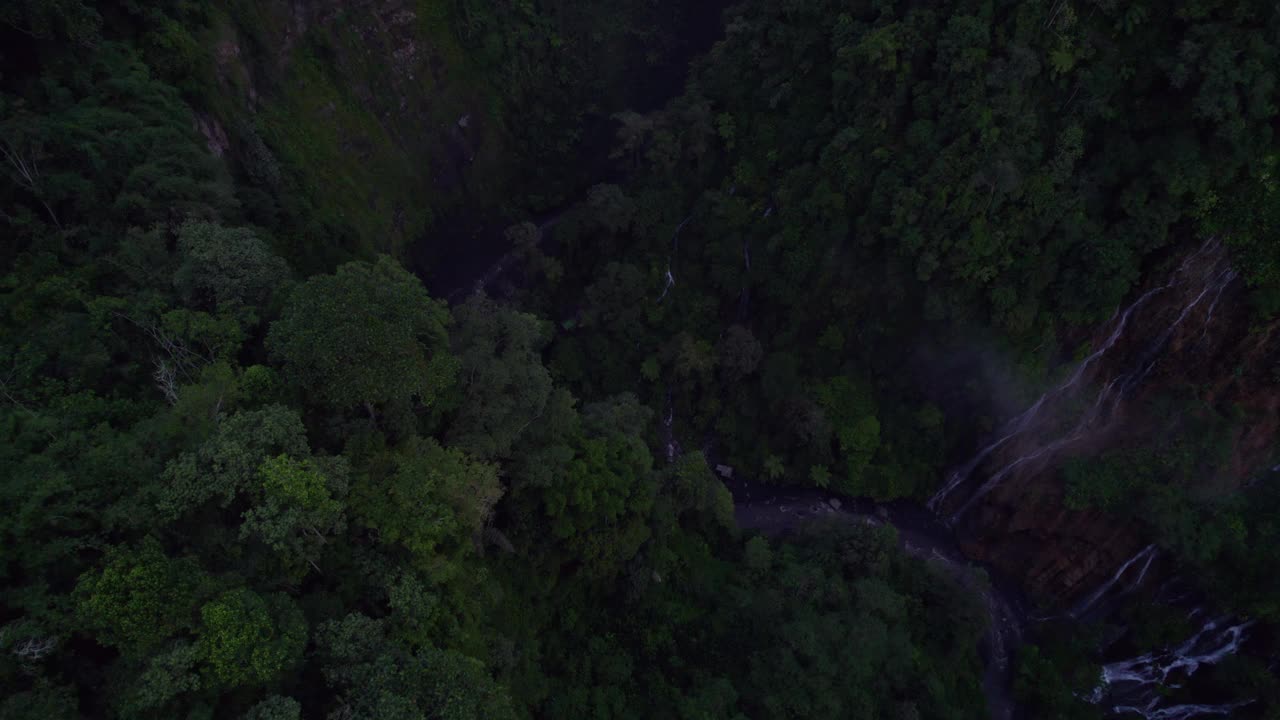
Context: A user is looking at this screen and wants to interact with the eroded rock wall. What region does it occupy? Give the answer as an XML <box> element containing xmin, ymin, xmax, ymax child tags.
<box><xmin>935</xmin><ymin>241</ymin><xmax>1280</xmax><ymax>607</ymax></box>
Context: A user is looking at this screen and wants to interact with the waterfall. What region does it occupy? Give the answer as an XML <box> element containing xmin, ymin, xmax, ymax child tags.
<box><xmin>1058</xmin><ymin>282</ymin><xmax>1173</xmax><ymax>393</ymax></box>
<box><xmin>1070</xmin><ymin>545</ymin><xmax>1158</xmax><ymax>618</ymax></box>
<box><xmin>1196</xmin><ymin>270</ymin><xmax>1238</xmax><ymax>346</ymax></box>
<box><xmin>1113</xmin><ymin>619</ymin><xmax>1254</xmax><ymax>684</ymax></box>
<box><xmin>951</xmin><ymin>434</ymin><xmax>1081</xmax><ymax>522</ymax></box>
<box><xmin>1088</xmin><ymin>618</ymin><xmax>1255</xmax><ymax>719</ymax></box>
<box><xmin>1112</xmin><ymin>700</ymin><xmax>1253</xmax><ymax>720</ymax></box>
<box><xmin>657</xmin><ymin>215</ymin><xmax>694</xmax><ymax>304</ymax></box>
<box><xmin>928</xmin><ymin>281</ymin><xmax>1172</xmax><ymax>512</ymax></box>
<box><xmin>1117</xmin><ymin>264</ymin><xmax>1235</xmax><ymax>394</ymax></box>
<box><xmin>936</xmin><ymin>240</ymin><xmax>1237</xmax><ymax>521</ymax></box>
<box><xmin>662</xmin><ymin>388</ymin><xmax>681</xmax><ymax>463</ymax></box>
<box><xmin>658</xmin><ymin>269</ymin><xmax>676</xmax><ymax>302</ymax></box>
<box><xmin>1127</xmin><ymin>548</ymin><xmax>1157</xmax><ymax>592</ymax></box>
<box><xmin>927</xmin><ymin>404</ymin><xmax>1043</xmax><ymax>512</ymax></box>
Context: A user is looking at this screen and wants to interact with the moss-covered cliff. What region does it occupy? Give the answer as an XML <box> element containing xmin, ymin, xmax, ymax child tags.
<box><xmin>185</xmin><ymin>0</ymin><xmax>725</xmax><ymax>268</ymax></box>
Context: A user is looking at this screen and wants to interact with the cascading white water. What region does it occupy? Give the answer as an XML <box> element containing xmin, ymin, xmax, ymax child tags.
<box><xmin>1118</xmin><ymin>264</ymin><xmax>1235</xmax><ymax>392</ymax></box>
<box><xmin>937</xmin><ymin>241</ymin><xmax>1239</xmax><ymax>522</ymax></box>
<box><xmin>1060</xmin><ymin>282</ymin><xmax>1175</xmax><ymax>392</ymax></box>
<box><xmin>927</xmin><ymin>403</ymin><xmax>1045</xmax><ymax>512</ymax></box>
<box><xmin>657</xmin><ymin>215</ymin><xmax>694</xmax><ymax>303</ymax></box>
<box><xmin>658</xmin><ymin>269</ymin><xmax>676</xmax><ymax>301</ymax></box>
<box><xmin>1107</xmin><ymin>619</ymin><xmax>1254</xmax><ymax>686</ymax></box>
<box><xmin>1112</xmin><ymin>700</ymin><xmax>1253</xmax><ymax>720</ymax></box>
<box><xmin>663</xmin><ymin>388</ymin><xmax>680</xmax><ymax>463</ymax></box>
<box><xmin>1070</xmin><ymin>545</ymin><xmax>1158</xmax><ymax>618</ymax></box>
<box><xmin>926</xmin><ymin>240</ymin><xmax>1257</xmax><ymax>717</ymax></box>
<box><xmin>1089</xmin><ymin>618</ymin><xmax>1255</xmax><ymax>719</ymax></box>
<box><xmin>927</xmin><ymin>280</ymin><xmax>1175</xmax><ymax>513</ymax></box>
<box><xmin>1197</xmin><ymin>270</ymin><xmax>1238</xmax><ymax>346</ymax></box>
<box><xmin>951</xmin><ymin>432</ymin><xmax>1085</xmax><ymax>521</ymax></box>
<box><xmin>1126</xmin><ymin>548</ymin><xmax>1157</xmax><ymax>593</ymax></box>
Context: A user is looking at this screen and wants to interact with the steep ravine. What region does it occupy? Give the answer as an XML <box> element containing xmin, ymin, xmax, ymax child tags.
<box><xmin>456</xmin><ymin>199</ymin><xmax>1274</xmax><ymax>718</ymax></box>
<box><xmin>933</xmin><ymin>239</ymin><xmax>1279</xmax><ymax>608</ymax></box>
<box><xmin>718</xmin><ymin>239</ymin><xmax>1279</xmax><ymax>719</ymax></box>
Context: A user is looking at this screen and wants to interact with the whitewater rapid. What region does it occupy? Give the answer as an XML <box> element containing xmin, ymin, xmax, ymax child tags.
<box><xmin>1088</xmin><ymin>618</ymin><xmax>1255</xmax><ymax>719</ymax></box>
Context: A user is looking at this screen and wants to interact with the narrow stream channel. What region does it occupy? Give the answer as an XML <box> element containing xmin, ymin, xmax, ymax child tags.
<box><xmin>723</xmin><ymin>475</ymin><xmax>1029</xmax><ymax>720</ymax></box>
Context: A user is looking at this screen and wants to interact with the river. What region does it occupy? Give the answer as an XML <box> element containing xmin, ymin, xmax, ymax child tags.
<box><xmin>723</xmin><ymin>475</ymin><xmax>1029</xmax><ymax>720</ymax></box>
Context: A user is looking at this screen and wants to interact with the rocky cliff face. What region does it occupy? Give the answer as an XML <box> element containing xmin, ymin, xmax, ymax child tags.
<box><xmin>197</xmin><ymin>1</ymin><xmax>730</xmax><ymax>264</ymax></box>
<box><xmin>931</xmin><ymin>240</ymin><xmax>1280</xmax><ymax>608</ymax></box>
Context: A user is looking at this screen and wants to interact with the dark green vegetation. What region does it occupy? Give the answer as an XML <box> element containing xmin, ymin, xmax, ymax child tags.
<box><xmin>4</xmin><ymin>1</ymin><xmax>1280</xmax><ymax>719</ymax></box>
<box><xmin>530</xmin><ymin>0</ymin><xmax>1280</xmax><ymax>499</ymax></box>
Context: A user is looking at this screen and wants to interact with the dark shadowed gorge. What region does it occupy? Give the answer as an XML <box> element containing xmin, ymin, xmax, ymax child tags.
<box><xmin>3</xmin><ymin>2</ymin><xmax>1280</xmax><ymax>720</ymax></box>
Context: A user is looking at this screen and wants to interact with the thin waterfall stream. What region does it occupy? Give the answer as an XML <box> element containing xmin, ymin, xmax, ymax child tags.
<box><xmin>1072</xmin><ymin>545</ymin><xmax>1159</xmax><ymax>619</ymax></box>
<box><xmin>657</xmin><ymin>215</ymin><xmax>694</xmax><ymax>303</ymax></box>
<box><xmin>933</xmin><ymin>240</ymin><xmax>1238</xmax><ymax>523</ymax></box>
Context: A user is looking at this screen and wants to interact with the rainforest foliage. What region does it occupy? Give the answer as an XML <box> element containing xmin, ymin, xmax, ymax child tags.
<box><xmin>3</xmin><ymin>0</ymin><xmax>1280</xmax><ymax>719</ymax></box>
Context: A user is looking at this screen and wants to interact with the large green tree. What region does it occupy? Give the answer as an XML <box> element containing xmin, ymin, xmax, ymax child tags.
<box><xmin>198</xmin><ymin>588</ymin><xmax>306</xmax><ymax>687</ymax></box>
<box><xmin>446</xmin><ymin>293</ymin><xmax>553</xmax><ymax>459</ymax></box>
<box><xmin>267</xmin><ymin>256</ymin><xmax>457</xmax><ymax>412</ymax></box>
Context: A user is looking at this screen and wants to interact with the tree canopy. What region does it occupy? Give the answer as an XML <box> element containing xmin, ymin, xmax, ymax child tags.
<box><xmin>3</xmin><ymin>1</ymin><xmax>1280</xmax><ymax>719</ymax></box>
<box><xmin>267</xmin><ymin>256</ymin><xmax>457</xmax><ymax>411</ymax></box>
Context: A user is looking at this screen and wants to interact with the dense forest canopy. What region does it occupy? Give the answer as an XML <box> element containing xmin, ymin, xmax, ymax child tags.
<box><xmin>2</xmin><ymin>1</ymin><xmax>1280</xmax><ymax>719</ymax></box>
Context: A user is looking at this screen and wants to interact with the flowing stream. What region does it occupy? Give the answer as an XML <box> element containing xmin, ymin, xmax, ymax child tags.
<box><xmin>1087</xmin><ymin>617</ymin><xmax>1256</xmax><ymax>719</ymax></box>
<box><xmin>725</xmin><ymin>476</ymin><xmax>1029</xmax><ymax>720</ymax></box>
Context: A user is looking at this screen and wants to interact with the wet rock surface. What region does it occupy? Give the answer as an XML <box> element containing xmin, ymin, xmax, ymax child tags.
<box><xmin>931</xmin><ymin>241</ymin><xmax>1280</xmax><ymax>607</ymax></box>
